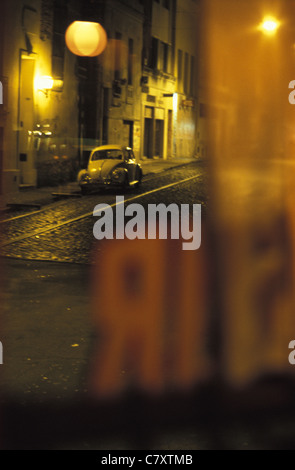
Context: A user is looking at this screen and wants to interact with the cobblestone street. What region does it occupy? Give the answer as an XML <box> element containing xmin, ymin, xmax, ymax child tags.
<box><xmin>0</xmin><ymin>162</ymin><xmax>206</xmax><ymax>264</ymax></box>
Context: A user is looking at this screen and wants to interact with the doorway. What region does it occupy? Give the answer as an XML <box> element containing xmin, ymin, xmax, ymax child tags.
<box><xmin>155</xmin><ymin>119</ymin><xmax>164</xmax><ymax>158</ymax></box>
<box><xmin>123</xmin><ymin>120</ymin><xmax>134</xmax><ymax>148</ymax></box>
<box><xmin>19</xmin><ymin>54</ymin><xmax>36</xmax><ymax>185</ymax></box>
<box><xmin>144</xmin><ymin>118</ymin><xmax>153</xmax><ymax>158</ymax></box>
<box><xmin>167</xmin><ymin>109</ymin><xmax>173</xmax><ymax>158</ymax></box>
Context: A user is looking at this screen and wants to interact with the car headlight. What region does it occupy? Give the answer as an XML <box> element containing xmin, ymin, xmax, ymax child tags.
<box><xmin>80</xmin><ymin>173</ymin><xmax>90</xmax><ymax>182</ymax></box>
<box><xmin>77</xmin><ymin>170</ymin><xmax>91</xmax><ymax>184</ymax></box>
<box><xmin>111</xmin><ymin>168</ymin><xmax>126</xmax><ymax>183</ymax></box>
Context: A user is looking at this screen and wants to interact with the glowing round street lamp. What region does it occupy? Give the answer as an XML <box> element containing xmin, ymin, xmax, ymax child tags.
<box><xmin>65</xmin><ymin>21</ymin><xmax>107</xmax><ymax>57</ymax></box>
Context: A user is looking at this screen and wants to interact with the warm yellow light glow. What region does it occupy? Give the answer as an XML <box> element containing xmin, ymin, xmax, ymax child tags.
<box><xmin>260</xmin><ymin>16</ymin><xmax>280</xmax><ymax>34</ymax></box>
<box><xmin>263</xmin><ymin>19</ymin><xmax>278</xmax><ymax>32</ymax></box>
<box><xmin>173</xmin><ymin>93</ymin><xmax>178</xmax><ymax>113</ymax></box>
<box><xmin>65</xmin><ymin>21</ymin><xmax>107</xmax><ymax>57</ymax></box>
<box><xmin>35</xmin><ymin>75</ymin><xmax>54</xmax><ymax>91</ymax></box>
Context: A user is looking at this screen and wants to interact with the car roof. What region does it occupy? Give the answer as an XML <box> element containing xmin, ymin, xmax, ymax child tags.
<box><xmin>91</xmin><ymin>145</ymin><xmax>132</xmax><ymax>151</ymax></box>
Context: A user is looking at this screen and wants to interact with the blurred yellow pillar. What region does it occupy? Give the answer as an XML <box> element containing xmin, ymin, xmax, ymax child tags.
<box><xmin>202</xmin><ymin>0</ymin><xmax>295</xmax><ymax>385</ymax></box>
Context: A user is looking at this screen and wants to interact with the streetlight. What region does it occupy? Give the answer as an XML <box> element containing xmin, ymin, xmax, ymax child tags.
<box><xmin>65</xmin><ymin>21</ymin><xmax>107</xmax><ymax>57</ymax></box>
<box><xmin>259</xmin><ymin>16</ymin><xmax>280</xmax><ymax>35</ymax></box>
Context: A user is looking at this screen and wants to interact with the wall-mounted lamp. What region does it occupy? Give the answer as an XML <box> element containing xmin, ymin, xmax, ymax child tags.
<box><xmin>35</xmin><ymin>75</ymin><xmax>54</xmax><ymax>97</ymax></box>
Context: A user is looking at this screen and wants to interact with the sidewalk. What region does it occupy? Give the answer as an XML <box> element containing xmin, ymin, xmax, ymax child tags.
<box><xmin>0</xmin><ymin>157</ymin><xmax>197</xmax><ymax>212</ymax></box>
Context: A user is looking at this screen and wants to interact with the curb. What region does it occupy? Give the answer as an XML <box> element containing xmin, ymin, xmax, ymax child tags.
<box><xmin>0</xmin><ymin>159</ymin><xmax>198</xmax><ymax>213</ymax></box>
<box><xmin>142</xmin><ymin>160</ymin><xmax>198</xmax><ymax>175</ymax></box>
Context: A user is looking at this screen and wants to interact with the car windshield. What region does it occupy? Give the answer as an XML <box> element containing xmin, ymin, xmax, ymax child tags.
<box><xmin>91</xmin><ymin>149</ymin><xmax>123</xmax><ymax>161</ymax></box>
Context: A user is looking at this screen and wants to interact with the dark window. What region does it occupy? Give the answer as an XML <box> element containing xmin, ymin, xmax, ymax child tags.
<box><xmin>162</xmin><ymin>42</ymin><xmax>169</xmax><ymax>73</ymax></box>
<box><xmin>148</xmin><ymin>37</ymin><xmax>158</xmax><ymax>70</ymax></box>
<box><xmin>190</xmin><ymin>55</ymin><xmax>195</xmax><ymax>96</ymax></box>
<box><xmin>52</xmin><ymin>0</ymin><xmax>67</xmax><ymax>79</ymax></box>
<box><xmin>163</xmin><ymin>0</ymin><xmax>170</xmax><ymax>9</ymax></box>
<box><xmin>184</xmin><ymin>52</ymin><xmax>189</xmax><ymax>93</ymax></box>
<box><xmin>158</xmin><ymin>42</ymin><xmax>170</xmax><ymax>74</ymax></box>
<box><xmin>92</xmin><ymin>149</ymin><xmax>123</xmax><ymax>160</ymax></box>
<box><xmin>177</xmin><ymin>49</ymin><xmax>183</xmax><ymax>84</ymax></box>
<box><xmin>128</xmin><ymin>38</ymin><xmax>134</xmax><ymax>85</ymax></box>
<box><xmin>114</xmin><ymin>32</ymin><xmax>122</xmax><ymax>81</ymax></box>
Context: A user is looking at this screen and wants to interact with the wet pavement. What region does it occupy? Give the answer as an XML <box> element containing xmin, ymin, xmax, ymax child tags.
<box><xmin>0</xmin><ymin>159</ymin><xmax>213</xmax><ymax>450</ymax></box>
<box><xmin>2</xmin><ymin>158</ymin><xmax>295</xmax><ymax>450</ymax></box>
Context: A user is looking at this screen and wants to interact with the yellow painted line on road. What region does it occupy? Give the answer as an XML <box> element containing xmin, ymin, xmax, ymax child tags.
<box><xmin>0</xmin><ymin>174</ymin><xmax>200</xmax><ymax>247</ymax></box>
<box><xmin>0</xmin><ymin>208</ymin><xmax>44</xmax><ymax>223</ymax></box>
<box><xmin>0</xmin><ymin>174</ymin><xmax>171</xmax><ymax>224</ymax></box>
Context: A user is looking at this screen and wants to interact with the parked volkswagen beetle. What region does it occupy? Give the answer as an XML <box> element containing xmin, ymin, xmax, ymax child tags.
<box><xmin>77</xmin><ymin>145</ymin><xmax>142</xmax><ymax>194</ymax></box>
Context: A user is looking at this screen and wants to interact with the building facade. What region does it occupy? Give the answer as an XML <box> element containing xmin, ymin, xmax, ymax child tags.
<box><xmin>100</xmin><ymin>0</ymin><xmax>201</xmax><ymax>161</ymax></box>
<box><xmin>1</xmin><ymin>0</ymin><xmax>80</xmax><ymax>192</ymax></box>
<box><xmin>100</xmin><ymin>0</ymin><xmax>144</xmax><ymax>160</ymax></box>
<box><xmin>1</xmin><ymin>0</ymin><xmax>202</xmax><ymax>193</ymax></box>
<box><xmin>174</xmin><ymin>0</ymin><xmax>201</xmax><ymax>159</ymax></box>
<box><xmin>140</xmin><ymin>0</ymin><xmax>176</xmax><ymax>159</ymax></box>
